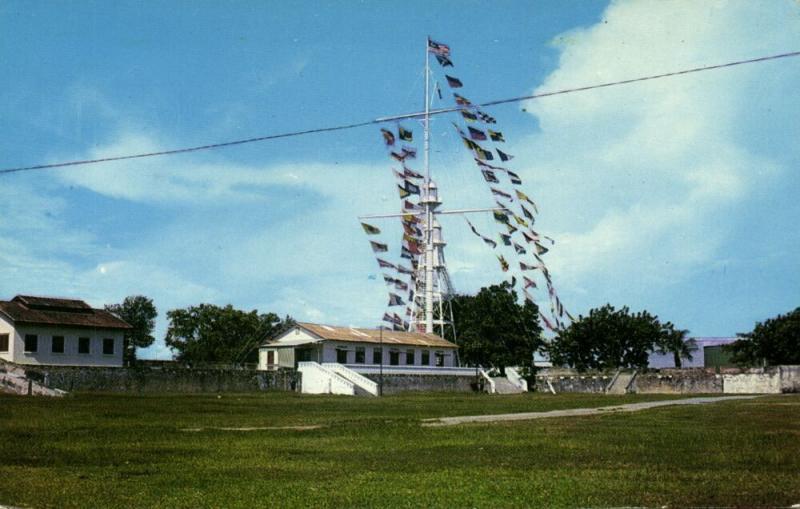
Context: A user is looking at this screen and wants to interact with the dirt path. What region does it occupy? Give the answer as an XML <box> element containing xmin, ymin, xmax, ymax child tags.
<box><xmin>421</xmin><ymin>395</ymin><xmax>762</xmax><ymax>427</ymax></box>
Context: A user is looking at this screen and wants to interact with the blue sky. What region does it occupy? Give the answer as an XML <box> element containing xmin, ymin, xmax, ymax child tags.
<box><xmin>1</xmin><ymin>1</ymin><xmax>798</xmax><ymax>359</ymax></box>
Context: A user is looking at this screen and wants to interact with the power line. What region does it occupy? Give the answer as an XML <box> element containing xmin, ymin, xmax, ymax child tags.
<box><xmin>2</xmin><ymin>50</ymin><xmax>798</xmax><ymax>176</ymax></box>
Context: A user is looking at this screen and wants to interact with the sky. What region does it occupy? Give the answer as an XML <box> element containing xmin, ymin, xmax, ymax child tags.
<box><xmin>1</xmin><ymin>0</ymin><xmax>798</xmax><ymax>359</ymax></box>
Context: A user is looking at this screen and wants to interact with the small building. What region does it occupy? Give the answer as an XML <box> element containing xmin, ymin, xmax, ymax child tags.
<box><xmin>0</xmin><ymin>295</ymin><xmax>131</xmax><ymax>367</ymax></box>
<box><xmin>259</xmin><ymin>322</ymin><xmax>459</xmax><ymax>371</ymax></box>
<box><xmin>647</xmin><ymin>337</ymin><xmax>738</xmax><ymax>369</ymax></box>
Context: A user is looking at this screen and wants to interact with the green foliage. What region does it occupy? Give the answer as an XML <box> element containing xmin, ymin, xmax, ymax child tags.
<box><xmin>549</xmin><ymin>304</ymin><xmax>688</xmax><ymax>371</ymax></box>
<box><xmin>727</xmin><ymin>307</ymin><xmax>800</xmax><ymax>366</ymax></box>
<box><xmin>105</xmin><ymin>295</ymin><xmax>158</xmax><ymax>364</ymax></box>
<box><xmin>165</xmin><ymin>304</ymin><xmax>291</xmax><ymax>364</ymax></box>
<box><xmin>451</xmin><ymin>282</ymin><xmax>543</xmax><ymax>371</ymax></box>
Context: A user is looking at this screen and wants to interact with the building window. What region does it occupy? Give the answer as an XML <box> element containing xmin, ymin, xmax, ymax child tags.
<box><xmin>435</xmin><ymin>351</ymin><xmax>445</xmax><ymax>367</ymax></box>
<box><xmin>102</xmin><ymin>338</ymin><xmax>115</xmax><ymax>355</ymax></box>
<box><xmin>389</xmin><ymin>350</ymin><xmax>400</xmax><ymax>366</ymax></box>
<box><xmin>336</xmin><ymin>348</ymin><xmax>348</xmax><ymax>364</ymax></box>
<box><xmin>78</xmin><ymin>337</ymin><xmax>91</xmax><ymax>354</ymax></box>
<box><xmin>51</xmin><ymin>336</ymin><xmax>65</xmax><ymax>354</ymax></box>
<box><xmin>406</xmin><ymin>349</ymin><xmax>415</xmax><ymax>365</ymax></box>
<box><xmin>355</xmin><ymin>347</ymin><xmax>365</xmax><ymax>364</ymax></box>
<box><xmin>0</xmin><ymin>333</ymin><xmax>9</xmax><ymax>353</ymax></box>
<box><xmin>372</xmin><ymin>347</ymin><xmax>382</xmax><ymax>364</ymax></box>
<box><xmin>24</xmin><ymin>334</ymin><xmax>38</xmax><ymax>353</ymax></box>
<box><xmin>421</xmin><ymin>350</ymin><xmax>430</xmax><ymax>366</ymax></box>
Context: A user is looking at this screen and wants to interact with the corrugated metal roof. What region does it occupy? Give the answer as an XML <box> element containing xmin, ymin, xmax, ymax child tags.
<box><xmin>276</xmin><ymin>322</ymin><xmax>457</xmax><ymax>348</ymax></box>
<box><xmin>0</xmin><ymin>295</ymin><xmax>132</xmax><ymax>330</ymax></box>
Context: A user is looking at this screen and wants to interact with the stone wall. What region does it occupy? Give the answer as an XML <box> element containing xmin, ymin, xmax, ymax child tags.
<box><xmin>365</xmin><ymin>373</ymin><xmax>477</xmax><ymax>395</ymax></box>
<box><xmin>633</xmin><ymin>369</ymin><xmax>723</xmax><ymax>394</ymax></box>
<box><xmin>779</xmin><ymin>365</ymin><xmax>800</xmax><ymax>393</ymax></box>
<box><xmin>23</xmin><ymin>364</ymin><xmax>298</xmax><ymax>393</ymax></box>
<box><xmin>532</xmin><ymin>373</ymin><xmax>611</xmax><ymax>393</ymax></box>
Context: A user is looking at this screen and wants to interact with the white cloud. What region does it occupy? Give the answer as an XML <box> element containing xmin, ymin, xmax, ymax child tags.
<box><xmin>518</xmin><ymin>0</ymin><xmax>799</xmax><ymax>293</ymax></box>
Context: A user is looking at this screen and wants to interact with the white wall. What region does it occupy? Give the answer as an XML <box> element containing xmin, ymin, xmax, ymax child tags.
<box><xmin>321</xmin><ymin>341</ymin><xmax>456</xmax><ymax>367</ymax></box>
<box><xmin>8</xmin><ymin>323</ymin><xmax>124</xmax><ymax>367</ymax></box>
<box><xmin>0</xmin><ymin>316</ymin><xmax>14</xmax><ymax>362</ymax></box>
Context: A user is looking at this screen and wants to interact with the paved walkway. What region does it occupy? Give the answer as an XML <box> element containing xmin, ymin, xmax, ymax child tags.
<box><xmin>421</xmin><ymin>395</ymin><xmax>762</xmax><ymax>427</ymax></box>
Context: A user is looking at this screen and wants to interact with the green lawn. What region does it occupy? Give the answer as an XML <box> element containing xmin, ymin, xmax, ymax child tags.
<box><xmin>0</xmin><ymin>392</ymin><xmax>797</xmax><ymax>508</ymax></box>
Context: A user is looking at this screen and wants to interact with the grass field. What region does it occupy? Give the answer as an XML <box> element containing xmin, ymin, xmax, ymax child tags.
<box><xmin>1</xmin><ymin>391</ymin><xmax>798</xmax><ymax>508</ymax></box>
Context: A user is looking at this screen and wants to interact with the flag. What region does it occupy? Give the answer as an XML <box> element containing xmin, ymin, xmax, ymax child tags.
<box><xmin>377</xmin><ymin>258</ymin><xmax>395</xmax><ymax>269</ymax></box>
<box><xmin>496</xmin><ymin>149</ymin><xmax>514</xmax><ymax>162</ymax></box>
<box><xmin>493</xmin><ymin>210</ymin><xmax>510</xmax><ymax>224</ymax></box>
<box><xmin>435</xmin><ymin>54</ymin><xmax>454</xmax><ymax>67</ymax></box>
<box><xmin>403</xmin><ymin>232</ymin><xmax>421</xmax><ymax>244</ymax></box>
<box><xmin>398</xmin><ymin>125</ymin><xmax>413</xmax><ymax>142</ymax></box>
<box><xmin>453</xmin><ymin>93</ymin><xmax>471</xmax><ymax>105</ymax></box>
<box><xmin>491</xmin><ymin>187</ymin><xmax>512</xmax><ymax>200</ymax></box>
<box><xmin>370</xmin><ymin>241</ymin><xmax>388</xmax><ymax>253</ymax></box>
<box><xmin>506</xmin><ymin>170</ymin><xmax>522</xmax><ymax>185</ymax></box>
<box><xmin>361</xmin><ymin>222</ymin><xmax>381</xmax><ymax>235</ymax></box>
<box><xmin>445</xmin><ymin>75</ymin><xmax>463</xmax><ymax>88</ymax></box>
<box><xmin>461</xmin><ymin>137</ymin><xmax>480</xmax><ymax>151</ymax></box>
<box><xmin>497</xmin><ymin>254</ymin><xmax>509</xmax><ymax>272</ymax></box>
<box><xmin>383</xmin><ymin>313</ymin><xmax>394</xmax><ymax>323</ymax></box>
<box><xmin>465</xmin><ymin>217</ymin><xmax>497</xmax><ymax>249</ymax></box>
<box><xmin>383</xmin><ymin>274</ymin><xmax>397</xmax><ymax>284</ymax></box>
<box><xmin>522</xmin><ymin>230</ymin><xmax>538</xmax><ymax>244</ymax></box>
<box><xmin>403</xmin><ymin>200</ymin><xmax>422</xmax><ymax>212</ymax></box>
<box><xmin>499</xmin><ymin>233</ymin><xmax>512</xmax><ymax>246</ymax></box>
<box><xmin>397</xmin><ymin>264</ymin><xmax>414</xmax><ymax>275</ymax></box>
<box><xmin>388</xmin><ymin>293</ymin><xmax>405</xmax><ymax>306</ymax></box>
<box><xmin>390</xmin><ymin>151</ymin><xmax>407</xmax><ymax>162</ymax></box>
<box><xmin>402</xmin><ymin>222</ymin><xmax>421</xmax><ymax>237</ymax></box>
<box><xmin>403</xmin><ymin>166</ymin><xmax>424</xmax><ymax>179</ymax></box>
<box><xmin>521</xmin><ymin>205</ymin><xmax>535</xmax><ymax>221</ymax></box>
<box><xmin>436</xmin><ymin>81</ymin><xmax>442</xmax><ymax>99</ymax></box>
<box><xmin>513</xmin><ymin>242</ymin><xmax>526</xmax><ymax>255</ymax></box>
<box><xmin>539</xmin><ymin>311</ymin><xmax>557</xmax><ymax>332</ymax></box>
<box><xmin>481</xmin><ymin>169</ymin><xmax>499</xmax><ymax>183</ymax></box>
<box><xmin>515</xmin><ymin>190</ymin><xmax>538</xmax><ymax>212</ymax></box>
<box><xmin>506</xmin><ymin>223</ymin><xmax>519</xmax><ymax>235</ymax></box>
<box><xmin>474</xmin><ymin>146</ymin><xmax>494</xmax><ymax>161</ymax></box>
<box><xmin>404</xmin><ymin>239</ymin><xmax>422</xmax><ymax>255</ymax></box>
<box><xmin>380</xmin><ymin>128</ymin><xmax>395</xmax><ymax>146</ymax></box>
<box><xmin>476</xmin><ymin>110</ymin><xmax>496</xmax><ymax>123</ymax></box>
<box><xmin>488</xmin><ymin>129</ymin><xmax>505</xmax><ymax>142</ymax></box>
<box><xmin>535</xmin><ymin>243</ymin><xmax>549</xmax><ymax>256</ymax></box>
<box><xmin>393</xmin><ymin>169</ymin><xmax>406</xmax><ymax>181</ymax></box>
<box><xmin>520</xmin><ymin>262</ymin><xmax>536</xmax><ymax>271</ymax></box>
<box><xmin>392</xmin><ymin>323</ymin><xmax>405</xmax><ymax>331</ymax></box>
<box><xmin>523</xmin><ymin>276</ymin><xmax>537</xmax><ymax>289</ymax></box>
<box><xmin>468</xmin><ymin>126</ymin><xmax>487</xmax><ymax>141</ymax></box>
<box><xmin>513</xmin><ymin>214</ymin><xmax>529</xmax><ymax>227</ymax></box>
<box><xmin>510</xmin><ymin>276</ymin><xmax>517</xmax><ymax>288</ymax></box>
<box><xmin>403</xmin><ymin>180</ymin><xmax>421</xmax><ymax>195</ymax></box>
<box><xmin>398</xmin><ymin>184</ymin><xmax>410</xmax><ymax>199</ymax></box>
<box><xmin>428</xmin><ymin>39</ymin><xmax>451</xmax><ymax>56</ymax></box>
<box><xmin>461</xmin><ymin>110</ymin><xmax>477</xmax><ymax>122</ymax></box>
<box><xmin>474</xmin><ymin>158</ymin><xmax>507</xmax><ymax>172</ymax></box>
<box><xmin>403</xmin><ymin>213</ymin><xmax>420</xmax><ymax>223</ymax></box>
<box><xmin>401</xmin><ymin>146</ymin><xmax>417</xmax><ymax>159</ymax></box>
<box><xmin>392</xmin><ymin>313</ymin><xmax>404</xmax><ymax>325</ymax></box>
<box><xmin>395</xmin><ymin>280</ymin><xmax>408</xmax><ymax>291</ymax></box>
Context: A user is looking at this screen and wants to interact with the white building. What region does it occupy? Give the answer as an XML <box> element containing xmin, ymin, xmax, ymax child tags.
<box><xmin>259</xmin><ymin>322</ymin><xmax>459</xmax><ymax>371</ymax></box>
<box><xmin>0</xmin><ymin>295</ymin><xmax>131</xmax><ymax>367</ymax></box>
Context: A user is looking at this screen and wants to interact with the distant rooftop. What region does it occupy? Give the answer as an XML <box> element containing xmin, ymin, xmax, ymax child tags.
<box><xmin>0</xmin><ymin>295</ymin><xmax>131</xmax><ymax>330</ymax></box>
<box><xmin>271</xmin><ymin>322</ymin><xmax>458</xmax><ymax>349</ymax></box>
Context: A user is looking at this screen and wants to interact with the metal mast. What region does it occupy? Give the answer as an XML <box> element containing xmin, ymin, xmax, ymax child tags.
<box><xmin>422</xmin><ymin>38</ymin><xmax>435</xmax><ymax>334</ymax></box>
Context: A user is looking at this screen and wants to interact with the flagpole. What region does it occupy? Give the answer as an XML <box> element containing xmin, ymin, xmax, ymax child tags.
<box><xmin>423</xmin><ymin>37</ymin><xmax>435</xmax><ymax>334</ymax></box>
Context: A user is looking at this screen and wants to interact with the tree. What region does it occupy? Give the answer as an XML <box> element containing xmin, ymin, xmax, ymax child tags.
<box><xmin>654</xmin><ymin>328</ymin><xmax>697</xmax><ymax>368</ymax></box>
<box><xmin>549</xmin><ymin>304</ymin><xmax>683</xmax><ymax>371</ymax></box>
<box><xmin>726</xmin><ymin>307</ymin><xmax>800</xmax><ymax>366</ymax></box>
<box><xmin>164</xmin><ymin>304</ymin><xmax>291</xmax><ymax>365</ymax></box>
<box><xmin>450</xmin><ymin>282</ymin><xmax>543</xmax><ymax>373</ymax></box>
<box><xmin>105</xmin><ymin>296</ymin><xmax>157</xmax><ymax>365</ymax></box>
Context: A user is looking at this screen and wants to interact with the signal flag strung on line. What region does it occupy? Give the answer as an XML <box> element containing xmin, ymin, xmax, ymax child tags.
<box><xmin>377</xmin><ymin>258</ymin><xmax>395</xmax><ymax>269</ymax></box>
<box><xmin>388</xmin><ymin>293</ymin><xmax>406</xmax><ymax>306</ymax></box>
<box><xmin>398</xmin><ymin>126</ymin><xmax>413</xmax><ymax>142</ymax></box>
<box><xmin>381</xmin><ymin>129</ymin><xmax>395</xmax><ymax>146</ymax></box>
<box><xmin>370</xmin><ymin>241</ymin><xmax>388</xmax><ymax>253</ymax></box>
<box><xmin>445</xmin><ymin>75</ymin><xmax>463</xmax><ymax>88</ymax></box>
<box><xmin>488</xmin><ymin>129</ymin><xmax>504</xmax><ymax>142</ymax></box>
<box><xmin>496</xmin><ymin>149</ymin><xmax>514</xmax><ymax>162</ymax></box>
<box><xmin>497</xmin><ymin>254</ymin><xmax>509</xmax><ymax>272</ymax></box>
<box><xmin>464</xmin><ymin>217</ymin><xmax>498</xmax><ymax>249</ymax></box>
<box><xmin>361</xmin><ymin>222</ymin><xmax>381</xmax><ymax>235</ymax></box>
<box><xmin>468</xmin><ymin>126</ymin><xmax>487</xmax><ymax>141</ymax></box>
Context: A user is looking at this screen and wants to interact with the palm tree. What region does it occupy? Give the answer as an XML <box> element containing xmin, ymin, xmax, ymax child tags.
<box><xmin>657</xmin><ymin>328</ymin><xmax>697</xmax><ymax>368</ymax></box>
